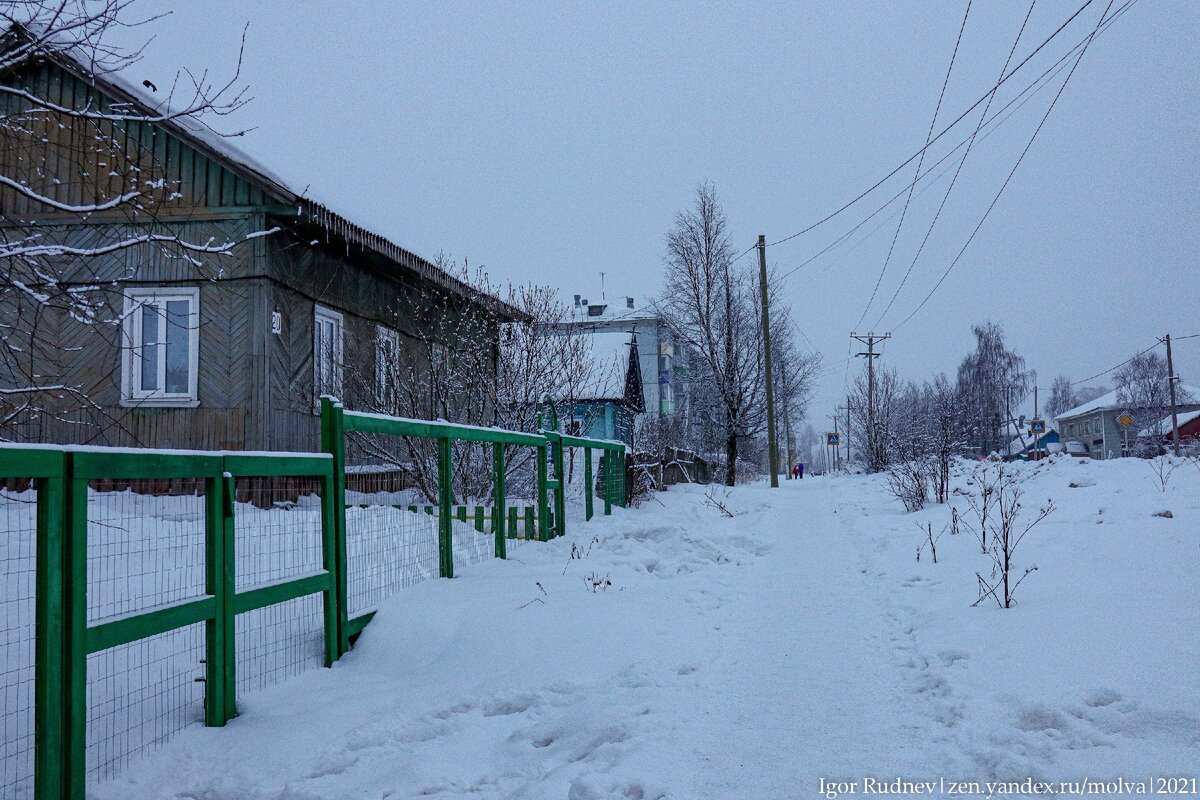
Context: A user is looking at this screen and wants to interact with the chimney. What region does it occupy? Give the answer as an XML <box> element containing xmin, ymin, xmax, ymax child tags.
<box><xmin>573</xmin><ymin>294</ymin><xmax>581</xmax><ymax>306</ymax></box>
<box><xmin>626</xmin><ymin>296</ymin><xmax>634</xmax><ymax>309</ymax></box>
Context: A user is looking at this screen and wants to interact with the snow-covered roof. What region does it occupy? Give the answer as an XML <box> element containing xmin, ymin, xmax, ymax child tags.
<box><xmin>1056</xmin><ymin>385</ymin><xmax>1200</xmax><ymax>421</ymax></box>
<box><xmin>565</xmin><ymin>294</ymin><xmax>662</xmax><ymax>326</ymax></box>
<box><xmin>3</xmin><ymin>22</ymin><xmax>525</xmax><ymax>322</ymax></box>
<box><xmin>574</xmin><ymin>329</ymin><xmax>634</xmax><ymax>401</ymax></box>
<box><xmin>1141</xmin><ymin>408</ymin><xmax>1200</xmax><ymax>438</ymax></box>
<box><xmin>1055</xmin><ymin>390</ymin><xmax>1121</xmax><ymax>420</ymax></box>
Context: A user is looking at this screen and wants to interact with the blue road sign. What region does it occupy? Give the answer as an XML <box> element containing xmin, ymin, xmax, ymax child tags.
<box><xmin>827</xmin><ymin>432</ymin><xmax>840</xmax><ymax>446</ymax></box>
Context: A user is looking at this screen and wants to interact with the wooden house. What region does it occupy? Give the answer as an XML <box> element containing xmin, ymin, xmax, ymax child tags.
<box><xmin>0</xmin><ymin>29</ymin><xmax>523</xmax><ymax>452</ymax></box>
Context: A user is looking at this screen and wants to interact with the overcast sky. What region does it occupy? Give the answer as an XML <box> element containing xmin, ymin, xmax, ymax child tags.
<box><xmin>127</xmin><ymin>0</ymin><xmax>1198</xmax><ymax>425</ymax></box>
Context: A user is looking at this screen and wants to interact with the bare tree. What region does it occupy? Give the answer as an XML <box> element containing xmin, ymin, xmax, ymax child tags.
<box><xmin>1044</xmin><ymin>375</ymin><xmax>1078</xmax><ymax>421</ymax></box>
<box><xmin>770</xmin><ymin>307</ymin><xmax>821</xmax><ymax>474</ymax></box>
<box><xmin>848</xmin><ymin>366</ymin><xmax>900</xmax><ymax>473</ymax></box>
<box><xmin>956</xmin><ymin>322</ymin><xmax>1029</xmax><ymax>456</ymax></box>
<box><xmin>1114</xmin><ymin>351</ymin><xmax>1192</xmax><ymax>456</ymax></box>
<box><xmin>350</xmin><ymin>257</ymin><xmax>595</xmax><ymax>504</ymax></box>
<box><xmin>1</xmin><ymin>1</ymin><xmax>261</xmax><ymax>438</ymax></box>
<box><xmin>659</xmin><ymin>183</ymin><xmax>766</xmax><ymax>486</ymax></box>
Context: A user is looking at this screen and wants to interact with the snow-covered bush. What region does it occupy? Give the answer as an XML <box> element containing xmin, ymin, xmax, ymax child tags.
<box><xmin>956</xmin><ymin>463</ymin><xmax>1054</xmax><ymax>608</ymax></box>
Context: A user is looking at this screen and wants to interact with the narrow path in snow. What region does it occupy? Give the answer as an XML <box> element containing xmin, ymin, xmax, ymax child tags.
<box><xmin>686</xmin><ymin>480</ymin><xmax>937</xmax><ymax>797</ymax></box>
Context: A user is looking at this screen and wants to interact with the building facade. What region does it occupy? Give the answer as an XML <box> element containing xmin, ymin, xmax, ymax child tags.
<box><xmin>1055</xmin><ymin>388</ymin><xmax>1200</xmax><ymax>459</ymax></box>
<box><xmin>0</xmin><ymin>41</ymin><xmax>520</xmax><ymax>451</ymax></box>
<box><xmin>558</xmin><ymin>294</ymin><xmax>686</xmax><ymax>445</ymax></box>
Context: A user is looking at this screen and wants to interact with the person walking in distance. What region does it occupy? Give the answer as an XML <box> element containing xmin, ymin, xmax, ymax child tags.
<box><xmin>797</xmin><ymin>462</ymin><xmax>804</xmax><ymax>479</ymax></box>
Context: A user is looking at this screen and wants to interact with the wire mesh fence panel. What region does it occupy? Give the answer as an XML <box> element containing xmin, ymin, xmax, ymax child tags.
<box><xmin>84</xmin><ymin>479</ymin><xmax>208</xmax><ymax>784</ymax></box>
<box><xmin>85</xmin><ymin>623</ymin><xmax>205</xmax><ymax>781</ymax></box>
<box><xmin>86</xmin><ymin>480</ymin><xmax>207</xmax><ymax>624</ymax></box>
<box><xmin>1</xmin><ymin>482</ymin><xmax>37</xmax><ymax>800</ymax></box>
<box><xmin>233</xmin><ymin>476</ymin><xmax>323</xmax><ymax>592</ymax></box>
<box><xmin>503</xmin><ymin>445</ymin><xmax>540</xmax><ymax>547</ymax></box>
<box><xmin>235</xmin><ymin>594</ymin><xmax>325</xmax><ymax>696</ymax></box>
<box><xmin>450</xmin><ymin>441</ymin><xmax>493</xmax><ymax>569</ymax></box>
<box><xmin>343</xmin><ymin>432</ymin><xmax>440</xmax><ymax>616</ymax></box>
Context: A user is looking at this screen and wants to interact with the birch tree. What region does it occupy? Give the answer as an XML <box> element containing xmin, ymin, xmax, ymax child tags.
<box><xmin>659</xmin><ymin>183</ymin><xmax>766</xmax><ymax>486</ymax></box>
<box><xmin>955</xmin><ymin>322</ymin><xmax>1029</xmax><ymax>456</ymax></box>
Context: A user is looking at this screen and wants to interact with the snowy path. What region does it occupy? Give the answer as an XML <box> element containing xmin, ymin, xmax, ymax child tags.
<box><xmin>90</xmin><ymin>459</ymin><xmax>1200</xmax><ymax>799</ymax></box>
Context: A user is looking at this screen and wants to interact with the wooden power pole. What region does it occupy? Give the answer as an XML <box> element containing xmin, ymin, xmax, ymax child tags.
<box><xmin>758</xmin><ymin>235</ymin><xmax>779</xmax><ymax>487</ymax></box>
<box><xmin>1164</xmin><ymin>333</ymin><xmax>1181</xmax><ymax>457</ymax></box>
<box><xmin>851</xmin><ymin>332</ymin><xmax>891</xmax><ymax>465</ymax></box>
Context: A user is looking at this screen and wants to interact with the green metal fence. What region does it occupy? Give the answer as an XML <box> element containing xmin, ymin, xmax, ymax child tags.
<box><xmin>0</xmin><ymin>404</ymin><xmax>625</xmax><ymax>800</ymax></box>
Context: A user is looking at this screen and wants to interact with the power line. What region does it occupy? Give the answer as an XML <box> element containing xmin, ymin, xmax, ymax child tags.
<box><xmin>1070</xmin><ymin>341</ymin><xmax>1159</xmax><ymax>387</ymax></box>
<box><xmin>776</xmin><ymin>2</ymin><xmax>1129</xmax><ymax>286</ymax></box>
<box><xmin>856</xmin><ymin>0</ymin><xmax>973</xmax><ymax>329</ymax></box>
<box><xmin>892</xmin><ymin>0</ymin><xmax>1118</xmax><ymax>331</ymax></box>
<box><xmin>767</xmin><ymin>0</ymin><xmax>1098</xmax><ymax>250</ymax></box>
<box><xmin>873</xmin><ymin>0</ymin><xmax>1038</xmax><ymax>328</ymax></box>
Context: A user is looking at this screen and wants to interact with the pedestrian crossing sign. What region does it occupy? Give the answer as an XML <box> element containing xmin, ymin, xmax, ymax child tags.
<box><xmin>827</xmin><ymin>432</ymin><xmax>840</xmax><ymax>446</ymax></box>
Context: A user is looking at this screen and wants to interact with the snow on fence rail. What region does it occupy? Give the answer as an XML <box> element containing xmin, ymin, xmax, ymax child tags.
<box><xmin>0</xmin><ymin>401</ymin><xmax>626</xmax><ymax>800</ymax></box>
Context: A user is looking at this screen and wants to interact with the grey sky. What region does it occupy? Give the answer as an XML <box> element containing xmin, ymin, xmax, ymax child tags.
<box><xmin>131</xmin><ymin>0</ymin><xmax>1198</xmax><ymax>425</ymax></box>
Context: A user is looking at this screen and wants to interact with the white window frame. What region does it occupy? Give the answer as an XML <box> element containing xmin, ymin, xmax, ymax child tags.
<box><xmin>313</xmin><ymin>305</ymin><xmax>344</xmax><ymax>408</ymax></box>
<box><xmin>121</xmin><ymin>287</ymin><xmax>200</xmax><ymax>407</ymax></box>
<box><xmin>375</xmin><ymin>325</ymin><xmax>401</xmax><ymax>407</ymax></box>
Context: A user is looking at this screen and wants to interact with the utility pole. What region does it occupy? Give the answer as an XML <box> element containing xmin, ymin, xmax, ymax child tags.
<box><xmin>845</xmin><ymin>400</ymin><xmax>852</xmax><ymax>466</ymax></box>
<box><xmin>1164</xmin><ymin>333</ymin><xmax>1181</xmax><ymax>457</ymax></box>
<box><xmin>828</xmin><ymin>413</ymin><xmax>842</xmax><ymax>472</ymax></box>
<box><xmin>836</xmin><ymin>400</ymin><xmax>854</xmax><ymax>466</ymax></box>
<box><xmin>757</xmin><ymin>235</ymin><xmax>779</xmax><ymax>487</ymax></box>
<box><xmin>851</xmin><ymin>332</ymin><xmax>891</xmax><ymax>467</ymax></box>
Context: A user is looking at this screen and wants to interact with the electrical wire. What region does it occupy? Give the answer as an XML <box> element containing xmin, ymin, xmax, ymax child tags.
<box><xmin>767</xmin><ymin>0</ymin><xmax>1098</xmax><ymax>250</ymax></box>
<box><xmin>775</xmin><ymin>0</ymin><xmax>1129</xmax><ymax>286</ymax></box>
<box><xmin>873</xmin><ymin>0</ymin><xmax>1038</xmax><ymax>328</ymax></box>
<box><xmin>856</xmin><ymin>0</ymin><xmax>973</xmax><ymax>329</ymax></box>
<box><xmin>892</xmin><ymin>0</ymin><xmax>1117</xmax><ymax>331</ymax></box>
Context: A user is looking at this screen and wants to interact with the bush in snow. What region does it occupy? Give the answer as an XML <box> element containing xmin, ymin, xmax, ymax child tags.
<box><xmin>956</xmin><ymin>463</ymin><xmax>1055</xmax><ymax>608</ymax></box>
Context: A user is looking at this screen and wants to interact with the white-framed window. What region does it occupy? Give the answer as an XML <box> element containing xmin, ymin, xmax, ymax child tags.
<box><xmin>376</xmin><ymin>325</ymin><xmax>401</xmax><ymax>407</ymax></box>
<box><xmin>121</xmin><ymin>287</ymin><xmax>200</xmax><ymax>406</ymax></box>
<box><xmin>314</xmin><ymin>305</ymin><xmax>344</xmax><ymax>406</ymax></box>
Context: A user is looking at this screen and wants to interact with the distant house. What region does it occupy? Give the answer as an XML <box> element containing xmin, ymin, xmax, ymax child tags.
<box><xmin>0</xmin><ymin>29</ymin><xmax>522</xmax><ymax>451</ymax></box>
<box><xmin>566</xmin><ymin>328</ymin><xmax>644</xmax><ymax>443</ymax></box>
<box><xmin>1055</xmin><ymin>388</ymin><xmax>1200</xmax><ymax>459</ymax></box>
<box><xmin>1005</xmin><ymin>427</ymin><xmax>1061</xmax><ymax>460</ymax></box>
<box><xmin>1141</xmin><ymin>409</ymin><xmax>1200</xmax><ymax>448</ymax></box>
<box><xmin>564</xmin><ymin>294</ymin><xmax>683</xmax><ymax>413</ymax></box>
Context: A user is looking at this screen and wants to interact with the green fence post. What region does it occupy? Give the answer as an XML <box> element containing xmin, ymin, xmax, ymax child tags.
<box><xmin>508</xmin><ymin>506</ymin><xmax>518</xmax><ymax>539</ymax></box>
<box><xmin>33</xmin><ymin>458</ymin><xmax>66</xmax><ymax>800</ymax></box>
<box><xmin>474</xmin><ymin>505</ymin><xmax>485</xmax><ymax>532</ymax></box>
<box><xmin>204</xmin><ymin>475</ymin><xmax>231</xmax><ymax>726</ymax></box>
<box><xmin>320</xmin><ymin>397</ymin><xmax>350</xmax><ymax>655</ymax></box>
<box><xmin>553</xmin><ymin>439</ymin><xmax>566</xmax><ymax>538</ymax></box>
<box><xmin>318</xmin><ymin>465</ymin><xmax>340</xmax><ymax>667</ymax></box>
<box><xmin>602</xmin><ymin>452</ymin><xmax>613</xmax><ymax>516</ymax></box>
<box><xmin>456</xmin><ymin>505</ymin><xmax>467</xmax><ymax>524</ymax></box>
<box><xmin>220</xmin><ymin>474</ymin><xmax>237</xmax><ymax>720</ymax></box>
<box><xmin>437</xmin><ymin>436</ymin><xmax>453</xmax><ymax>578</ymax></box>
<box><xmin>584</xmin><ymin>446</ymin><xmax>593</xmax><ymax>521</ymax></box>
<box><xmin>524</xmin><ymin>507</ymin><xmax>534</xmax><ymax>539</ymax></box>
<box><xmin>62</xmin><ymin>470</ymin><xmax>87</xmax><ymax>800</ymax></box>
<box><xmin>536</xmin><ymin>445</ymin><xmax>550</xmax><ymax>542</ymax></box>
<box><xmin>619</xmin><ymin>450</ymin><xmax>628</xmax><ymax>508</ymax></box>
<box><xmin>492</xmin><ymin>443</ymin><xmax>506</xmax><ymax>558</ymax></box>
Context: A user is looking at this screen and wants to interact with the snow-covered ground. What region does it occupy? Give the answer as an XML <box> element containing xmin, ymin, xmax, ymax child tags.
<box><xmin>86</xmin><ymin>456</ymin><xmax>1199</xmax><ymax>799</ymax></box>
